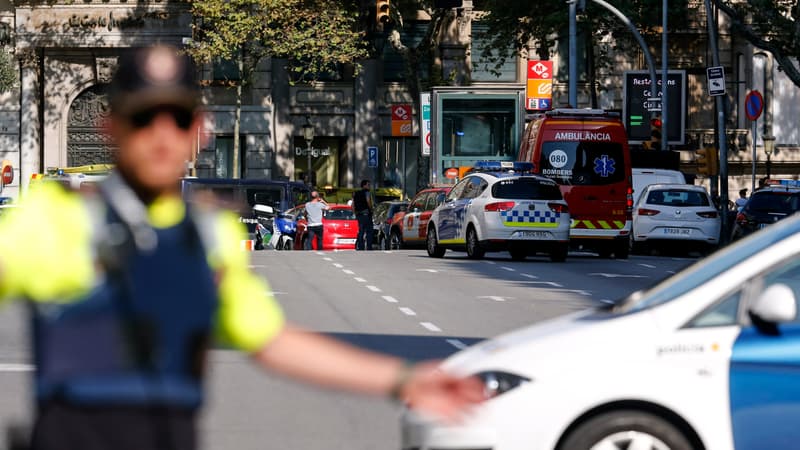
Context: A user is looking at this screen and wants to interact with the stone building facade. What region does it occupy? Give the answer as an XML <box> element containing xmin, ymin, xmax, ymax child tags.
<box><xmin>0</xmin><ymin>0</ymin><xmax>796</xmax><ymax>201</ymax></box>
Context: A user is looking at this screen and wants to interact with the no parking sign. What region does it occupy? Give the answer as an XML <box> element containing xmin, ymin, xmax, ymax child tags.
<box><xmin>745</xmin><ymin>91</ymin><xmax>764</xmax><ymax>121</ymax></box>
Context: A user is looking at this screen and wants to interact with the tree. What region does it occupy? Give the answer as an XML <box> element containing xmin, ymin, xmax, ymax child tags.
<box><xmin>714</xmin><ymin>0</ymin><xmax>800</xmax><ymax>89</ymax></box>
<box><xmin>0</xmin><ymin>50</ymin><xmax>16</xmax><ymax>93</ymax></box>
<box><xmin>188</xmin><ymin>0</ymin><xmax>368</xmax><ymax>178</ymax></box>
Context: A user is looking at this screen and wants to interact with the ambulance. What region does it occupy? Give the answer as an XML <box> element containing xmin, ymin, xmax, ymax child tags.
<box><xmin>518</xmin><ymin>109</ymin><xmax>633</xmax><ymax>259</ymax></box>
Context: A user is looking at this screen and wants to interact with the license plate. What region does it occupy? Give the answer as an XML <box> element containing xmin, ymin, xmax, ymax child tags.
<box><xmin>662</xmin><ymin>228</ymin><xmax>691</xmax><ymax>236</ymax></box>
<box><xmin>336</xmin><ymin>238</ymin><xmax>356</xmax><ymax>244</ymax></box>
<box><xmin>514</xmin><ymin>230</ymin><xmax>550</xmax><ymax>239</ymax></box>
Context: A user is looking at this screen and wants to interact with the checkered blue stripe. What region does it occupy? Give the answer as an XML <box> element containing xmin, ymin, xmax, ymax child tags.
<box><xmin>500</xmin><ymin>210</ymin><xmax>560</xmax><ymax>223</ymax></box>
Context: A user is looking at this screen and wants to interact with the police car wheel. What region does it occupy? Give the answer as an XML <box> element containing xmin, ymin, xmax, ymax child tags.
<box><xmin>559</xmin><ymin>410</ymin><xmax>693</xmax><ymax>450</ymax></box>
<box><xmin>550</xmin><ymin>243</ymin><xmax>568</xmax><ymax>262</ymax></box>
<box><xmin>465</xmin><ymin>227</ymin><xmax>485</xmax><ymax>259</ymax></box>
<box><xmin>426</xmin><ymin>227</ymin><xmax>445</xmax><ymax>258</ymax></box>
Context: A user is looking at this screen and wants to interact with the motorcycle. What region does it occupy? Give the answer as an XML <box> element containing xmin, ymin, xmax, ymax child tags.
<box><xmin>270</xmin><ymin>212</ymin><xmax>297</xmax><ymax>250</ymax></box>
<box><xmin>253</xmin><ymin>204</ymin><xmax>275</xmax><ymax>251</ymax></box>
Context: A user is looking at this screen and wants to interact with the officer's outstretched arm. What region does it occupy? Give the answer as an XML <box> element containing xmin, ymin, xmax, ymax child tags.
<box><xmin>252</xmin><ymin>325</ymin><xmax>485</xmax><ymax>423</ymax></box>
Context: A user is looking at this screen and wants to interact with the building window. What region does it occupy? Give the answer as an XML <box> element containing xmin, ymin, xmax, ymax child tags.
<box><xmin>215</xmin><ymin>135</ymin><xmax>246</xmax><ymax>178</ymax></box>
<box><xmin>213</xmin><ymin>57</ymin><xmax>240</xmax><ymax>82</ymax></box>
<box><xmin>471</xmin><ymin>23</ymin><xmax>517</xmax><ymax>82</ymax></box>
<box><xmin>441</xmin><ymin>97</ymin><xmax>518</xmax><ymax>159</ymax></box>
<box><xmin>383</xmin><ymin>21</ymin><xmax>430</xmax><ymax>82</ymax></box>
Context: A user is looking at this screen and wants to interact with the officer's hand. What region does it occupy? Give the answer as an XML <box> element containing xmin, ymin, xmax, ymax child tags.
<box><xmin>395</xmin><ymin>361</ymin><xmax>485</xmax><ymax>423</ymax></box>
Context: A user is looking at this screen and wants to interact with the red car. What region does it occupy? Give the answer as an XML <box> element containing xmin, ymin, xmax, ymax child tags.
<box><xmin>289</xmin><ymin>203</ymin><xmax>359</xmax><ymax>250</ymax></box>
<box><xmin>388</xmin><ymin>187</ymin><xmax>451</xmax><ymax>249</ymax></box>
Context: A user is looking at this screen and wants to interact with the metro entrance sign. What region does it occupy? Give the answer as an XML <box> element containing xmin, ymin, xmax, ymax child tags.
<box><xmin>623</xmin><ymin>70</ymin><xmax>686</xmax><ymax>145</ymax></box>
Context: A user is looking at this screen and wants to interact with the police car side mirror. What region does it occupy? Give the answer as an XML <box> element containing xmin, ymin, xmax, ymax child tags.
<box><xmin>750</xmin><ymin>283</ymin><xmax>797</xmax><ymax>325</ymax></box>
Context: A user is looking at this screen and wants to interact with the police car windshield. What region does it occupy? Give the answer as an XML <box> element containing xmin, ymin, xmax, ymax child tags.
<box><xmin>539</xmin><ymin>142</ymin><xmax>625</xmax><ymax>186</ymax></box>
<box><xmin>615</xmin><ymin>214</ymin><xmax>800</xmax><ymax>314</ymax></box>
<box><xmin>747</xmin><ymin>191</ymin><xmax>800</xmax><ymax>213</ymax></box>
<box><xmin>492</xmin><ymin>178</ymin><xmax>562</xmax><ymax>200</ymax></box>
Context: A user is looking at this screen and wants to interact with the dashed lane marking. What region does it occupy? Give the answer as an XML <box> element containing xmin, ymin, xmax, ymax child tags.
<box><xmin>420</xmin><ymin>322</ymin><xmax>442</xmax><ymax>332</ymax></box>
<box><xmin>521</xmin><ymin>281</ymin><xmax>563</xmax><ymax>287</ymax></box>
<box><xmin>382</xmin><ymin>296</ymin><xmax>399</xmax><ymax>303</ymax></box>
<box><xmin>366</xmin><ymin>285</ymin><xmax>382</xmax><ymax>292</ymax></box>
<box><xmin>521</xmin><ymin>274</ymin><xmax>538</xmax><ymax>279</ymax></box>
<box><xmin>399</xmin><ymin>307</ymin><xmax>417</xmax><ymax>316</ymax></box>
<box><xmin>416</xmin><ymin>269</ymin><xmax>439</xmax><ymax>273</ymax></box>
<box><xmin>638</xmin><ymin>263</ymin><xmax>656</xmax><ymax>269</ymax></box>
<box><xmin>478</xmin><ymin>295</ymin><xmax>511</xmax><ymax>302</ymax></box>
<box><xmin>315</xmin><ymin>252</ymin><xmax>325</xmax><ymax>256</ymax></box>
<box><xmin>267</xmin><ymin>291</ymin><xmax>288</xmax><ymax>296</ymax></box>
<box><xmin>446</xmin><ymin>339</ymin><xmax>468</xmax><ymax>350</ymax></box>
<box><xmin>343</xmin><ymin>269</ymin><xmax>355</xmax><ymax>275</ymax></box>
<box><xmin>354</xmin><ymin>277</ymin><xmax>367</xmax><ymax>283</ymax></box>
<box><xmin>588</xmin><ymin>273</ymin><xmax>647</xmax><ymax>278</ymax></box>
<box><xmin>323</xmin><ymin>257</ymin><xmax>333</xmax><ymax>261</ymax></box>
<box><xmin>333</xmin><ymin>263</ymin><xmax>343</xmax><ymax>268</ymax></box>
<box><xmin>501</xmin><ymin>266</ymin><xmax>515</xmax><ymax>272</ymax></box>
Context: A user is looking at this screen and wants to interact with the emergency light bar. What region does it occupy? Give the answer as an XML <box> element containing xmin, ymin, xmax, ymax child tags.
<box><xmin>472</xmin><ymin>161</ymin><xmax>535</xmax><ymax>173</ymax></box>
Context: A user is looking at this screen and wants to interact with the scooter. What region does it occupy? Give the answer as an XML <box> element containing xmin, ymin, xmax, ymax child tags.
<box><xmin>253</xmin><ymin>204</ymin><xmax>275</xmax><ymax>250</ymax></box>
<box><xmin>271</xmin><ymin>212</ymin><xmax>297</xmax><ymax>250</ymax></box>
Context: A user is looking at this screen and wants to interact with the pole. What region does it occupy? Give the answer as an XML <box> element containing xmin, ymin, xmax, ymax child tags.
<box><xmin>704</xmin><ymin>0</ymin><xmax>729</xmax><ymax>243</ymax></box>
<box><xmin>306</xmin><ymin>141</ymin><xmax>312</xmax><ymax>188</ymax></box>
<box><xmin>401</xmin><ymin>139</ymin><xmax>406</xmax><ymax>199</ymax></box>
<box><xmin>661</xmin><ymin>0</ymin><xmax>668</xmax><ymax>151</ymax></box>
<box><xmin>569</xmin><ymin>0</ymin><xmax>578</xmax><ymax>107</ymax></box>
<box><xmin>751</xmin><ymin>120</ymin><xmax>757</xmax><ymax>193</ymax></box>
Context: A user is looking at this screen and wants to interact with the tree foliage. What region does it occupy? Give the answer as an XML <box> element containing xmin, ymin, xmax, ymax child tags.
<box><xmin>188</xmin><ymin>0</ymin><xmax>368</xmax><ymax>82</ymax></box>
<box><xmin>714</xmin><ymin>0</ymin><xmax>800</xmax><ymax>89</ymax></box>
<box><xmin>0</xmin><ymin>50</ymin><xmax>16</xmax><ymax>93</ymax></box>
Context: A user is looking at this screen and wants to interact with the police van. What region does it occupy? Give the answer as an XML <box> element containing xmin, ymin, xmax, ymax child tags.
<box><xmin>518</xmin><ymin>109</ymin><xmax>633</xmax><ymax>259</ymax></box>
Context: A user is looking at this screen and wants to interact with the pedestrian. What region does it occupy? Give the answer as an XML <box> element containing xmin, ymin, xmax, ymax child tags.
<box><xmin>352</xmin><ymin>179</ymin><xmax>374</xmax><ymax>250</ymax></box>
<box><xmin>735</xmin><ymin>188</ymin><xmax>748</xmax><ymax>210</ymax></box>
<box><xmin>304</xmin><ymin>190</ymin><xmax>329</xmax><ymax>250</ymax></box>
<box><xmin>0</xmin><ymin>45</ymin><xmax>483</xmax><ymax>450</ymax></box>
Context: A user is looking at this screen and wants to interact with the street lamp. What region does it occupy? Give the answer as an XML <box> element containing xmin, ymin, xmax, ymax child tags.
<box><xmin>763</xmin><ymin>134</ymin><xmax>776</xmax><ymax>179</ymax></box>
<box><xmin>302</xmin><ymin>115</ymin><xmax>315</xmax><ymax>187</ymax></box>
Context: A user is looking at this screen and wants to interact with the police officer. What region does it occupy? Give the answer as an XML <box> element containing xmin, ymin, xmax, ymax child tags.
<box><xmin>0</xmin><ymin>45</ymin><xmax>483</xmax><ymax>450</ymax></box>
<box><xmin>352</xmin><ymin>179</ymin><xmax>374</xmax><ymax>250</ymax></box>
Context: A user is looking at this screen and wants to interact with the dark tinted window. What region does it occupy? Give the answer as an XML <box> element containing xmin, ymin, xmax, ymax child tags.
<box><xmin>491</xmin><ymin>178</ymin><xmax>563</xmax><ymax>200</ymax></box>
<box><xmin>539</xmin><ymin>141</ymin><xmax>626</xmax><ymax>186</ymax></box>
<box><xmin>645</xmin><ymin>189</ymin><xmax>710</xmax><ymax>207</ymax></box>
<box><xmin>325</xmin><ymin>208</ymin><xmax>356</xmax><ymax>220</ymax></box>
<box><xmin>747</xmin><ymin>191</ymin><xmax>800</xmax><ymax>214</ymax></box>
<box><xmin>247</xmin><ymin>187</ymin><xmax>284</xmax><ymax>211</ymax></box>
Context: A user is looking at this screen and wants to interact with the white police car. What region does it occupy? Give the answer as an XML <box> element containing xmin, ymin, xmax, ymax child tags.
<box><xmin>426</xmin><ymin>161</ymin><xmax>571</xmax><ymax>261</ymax></box>
<box><xmin>403</xmin><ymin>212</ymin><xmax>800</xmax><ymax>450</ymax></box>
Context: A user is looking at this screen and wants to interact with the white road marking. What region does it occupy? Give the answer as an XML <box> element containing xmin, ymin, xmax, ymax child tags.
<box><xmin>354</xmin><ymin>277</ymin><xmax>367</xmax><ymax>283</ymax></box>
<box><xmin>446</xmin><ymin>339</ymin><xmax>468</xmax><ymax>350</ymax></box>
<box><xmin>333</xmin><ymin>263</ymin><xmax>343</xmax><ymax>268</ymax></box>
<box><xmin>521</xmin><ymin>281</ymin><xmax>563</xmax><ymax>287</ymax></box>
<box><xmin>382</xmin><ymin>296</ymin><xmax>399</xmax><ymax>303</ymax></box>
<box><xmin>420</xmin><ymin>322</ymin><xmax>442</xmax><ymax>332</ymax></box>
<box><xmin>399</xmin><ymin>307</ymin><xmax>417</xmax><ymax>316</ymax></box>
<box><xmin>248</xmin><ymin>265</ymin><xmax>267</xmax><ymax>269</ymax></box>
<box><xmin>588</xmin><ymin>273</ymin><xmax>647</xmax><ymax>278</ymax></box>
<box><xmin>521</xmin><ymin>273</ymin><xmax>538</xmax><ymax>279</ymax></box>
<box><xmin>638</xmin><ymin>263</ymin><xmax>656</xmax><ymax>269</ymax></box>
<box><xmin>478</xmin><ymin>295</ymin><xmax>511</xmax><ymax>302</ymax></box>
<box><xmin>501</xmin><ymin>266</ymin><xmax>515</xmax><ymax>272</ymax></box>
<box><xmin>667</xmin><ymin>270</ymin><xmax>677</xmax><ymax>274</ymax></box>
<box><xmin>0</xmin><ymin>363</ymin><xmax>34</xmax><ymax>372</ymax></box>
<box><xmin>416</xmin><ymin>269</ymin><xmax>439</xmax><ymax>273</ymax></box>
<box><xmin>266</xmin><ymin>291</ymin><xmax>288</xmax><ymax>296</ymax></box>
<box><xmin>366</xmin><ymin>285</ymin><xmax>382</xmax><ymax>292</ymax></box>
<box><xmin>343</xmin><ymin>269</ymin><xmax>355</xmax><ymax>275</ymax></box>
<box><xmin>323</xmin><ymin>257</ymin><xmax>333</xmax><ymax>261</ymax></box>
<box><xmin>484</xmin><ymin>261</ymin><xmax>496</xmax><ymax>265</ymax></box>
<box><xmin>316</xmin><ymin>252</ymin><xmax>325</xmax><ymax>256</ymax></box>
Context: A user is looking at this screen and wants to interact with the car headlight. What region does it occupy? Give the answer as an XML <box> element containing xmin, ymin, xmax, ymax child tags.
<box><xmin>475</xmin><ymin>370</ymin><xmax>531</xmax><ymax>399</ymax></box>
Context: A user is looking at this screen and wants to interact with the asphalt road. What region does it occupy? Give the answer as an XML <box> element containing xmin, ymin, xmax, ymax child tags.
<box><xmin>0</xmin><ymin>249</ymin><xmax>697</xmax><ymax>450</ymax></box>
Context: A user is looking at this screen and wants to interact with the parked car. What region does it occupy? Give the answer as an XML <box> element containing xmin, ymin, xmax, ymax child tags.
<box><xmin>372</xmin><ymin>200</ymin><xmax>408</xmax><ymax>250</ymax></box>
<box><xmin>631</xmin><ymin>183</ymin><xmax>720</xmax><ymax>254</ymax></box>
<box><xmin>426</xmin><ymin>161</ymin><xmax>571</xmax><ymax>261</ymax></box>
<box><xmin>289</xmin><ymin>203</ymin><xmax>358</xmax><ymax>250</ymax></box>
<box><xmin>388</xmin><ymin>187</ymin><xmax>451</xmax><ymax>249</ymax></box>
<box><xmin>403</xmin><ymin>211</ymin><xmax>800</xmax><ymax>450</ymax></box>
<box><xmin>731</xmin><ymin>184</ymin><xmax>800</xmax><ymax>241</ymax></box>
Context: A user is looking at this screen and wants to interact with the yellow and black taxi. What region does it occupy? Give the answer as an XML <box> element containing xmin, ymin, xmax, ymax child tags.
<box><xmin>425</xmin><ymin>161</ymin><xmax>571</xmax><ymax>261</ymax></box>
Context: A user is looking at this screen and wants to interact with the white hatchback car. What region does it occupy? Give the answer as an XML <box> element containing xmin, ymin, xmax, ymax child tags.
<box><xmin>403</xmin><ymin>213</ymin><xmax>800</xmax><ymax>450</ymax></box>
<box><xmin>632</xmin><ymin>183</ymin><xmax>720</xmax><ymax>253</ymax></box>
<box><xmin>426</xmin><ymin>162</ymin><xmax>571</xmax><ymax>261</ymax></box>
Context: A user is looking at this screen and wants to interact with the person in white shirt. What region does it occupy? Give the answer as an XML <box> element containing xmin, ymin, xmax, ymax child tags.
<box><xmin>735</xmin><ymin>188</ymin><xmax>748</xmax><ymax>211</ymax></box>
<box><xmin>304</xmin><ymin>191</ymin><xmax>329</xmax><ymax>250</ymax></box>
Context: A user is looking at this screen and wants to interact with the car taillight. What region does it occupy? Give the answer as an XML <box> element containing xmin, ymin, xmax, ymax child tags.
<box><xmin>736</xmin><ymin>212</ymin><xmax>747</xmax><ymax>225</ymax></box>
<box><xmin>485</xmin><ymin>201</ymin><xmax>515</xmax><ymax>212</ymax></box>
<box><xmin>548</xmin><ymin>202</ymin><xmax>568</xmax><ymax>213</ymax></box>
<box><xmin>637</xmin><ymin>208</ymin><xmax>660</xmax><ymax>216</ymax></box>
<box><xmin>626</xmin><ymin>187</ymin><xmax>634</xmax><ymax>211</ymax></box>
<box><xmin>696</xmin><ymin>211</ymin><xmax>718</xmax><ymax>219</ymax></box>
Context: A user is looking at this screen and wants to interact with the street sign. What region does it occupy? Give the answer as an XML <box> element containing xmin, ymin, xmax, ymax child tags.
<box><xmin>623</xmin><ymin>71</ymin><xmax>686</xmax><ymax>144</ymax></box>
<box><xmin>525</xmin><ymin>60</ymin><xmax>553</xmax><ymax>111</ymax></box>
<box><xmin>744</xmin><ymin>90</ymin><xmax>764</xmax><ymax>121</ymax></box>
<box><xmin>391</xmin><ymin>104</ymin><xmax>413</xmax><ymax>137</ymax></box>
<box><xmin>444</xmin><ymin>167</ymin><xmax>459</xmax><ymax>179</ymax></box>
<box><xmin>706</xmin><ymin>66</ymin><xmax>726</xmax><ymax>96</ymax></box>
<box><xmin>367</xmin><ymin>146</ymin><xmax>378</xmax><ymax>168</ymax></box>
<box><xmin>1</xmin><ymin>162</ymin><xmax>12</xmax><ymax>186</ymax></box>
<box><xmin>420</xmin><ymin>93</ymin><xmax>431</xmax><ymax>156</ymax></box>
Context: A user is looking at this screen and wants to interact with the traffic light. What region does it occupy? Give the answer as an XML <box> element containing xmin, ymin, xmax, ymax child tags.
<box><xmin>643</xmin><ymin>116</ymin><xmax>662</xmax><ymax>150</ymax></box>
<box><xmin>696</xmin><ymin>146</ymin><xmax>719</xmax><ymax>176</ymax></box>
<box><xmin>376</xmin><ymin>0</ymin><xmax>391</xmax><ymax>25</ymax></box>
